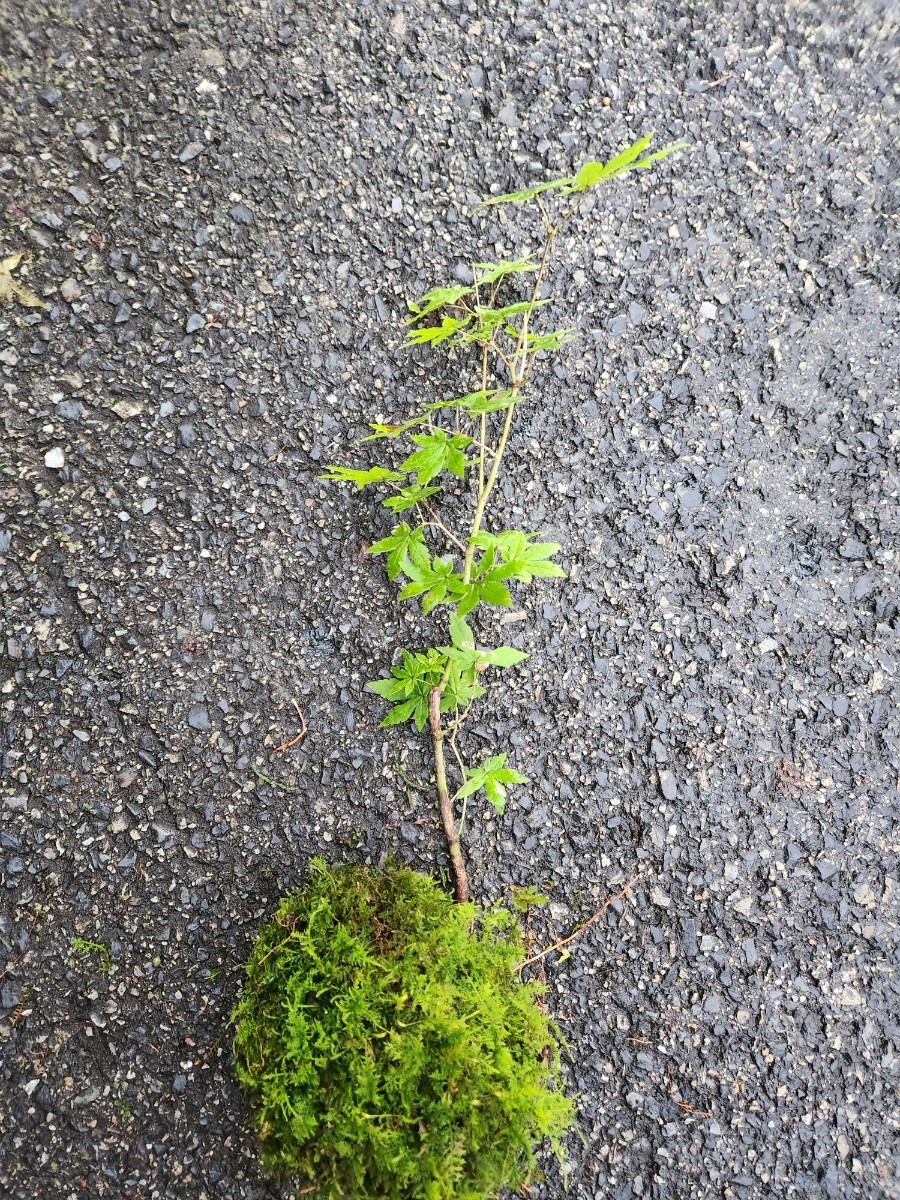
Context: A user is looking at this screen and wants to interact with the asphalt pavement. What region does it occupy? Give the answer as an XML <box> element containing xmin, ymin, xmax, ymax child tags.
<box><xmin>1</xmin><ymin>1</ymin><xmax>898</xmax><ymax>1197</ymax></box>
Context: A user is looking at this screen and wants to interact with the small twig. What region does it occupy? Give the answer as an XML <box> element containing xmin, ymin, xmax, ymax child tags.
<box><xmin>535</xmin><ymin>194</ymin><xmax>553</xmax><ymax>238</ymax></box>
<box><xmin>666</xmin><ymin>1066</ymin><xmax>712</xmax><ymax>1118</ymax></box>
<box><xmin>393</xmin><ymin>758</ymin><xmax>429</xmax><ymax>792</ymax></box>
<box><xmin>448</xmin><ymin>735</ymin><xmax>467</xmax><ymax>784</ymax></box>
<box><xmin>466</xmin><ymin>438</ymin><xmax>498</xmax><ymax>458</ymax></box>
<box><xmin>446</xmin><ymin>736</ymin><xmax>472</xmax><ymax>834</ymax></box>
<box><xmin>422</xmin><ymin>510</ymin><xmax>467</xmax><ymax>553</ymax></box>
<box><xmin>514</xmin><ymin>876</ymin><xmax>639</xmax><ymax>972</ymax></box>
<box><xmin>251</xmin><ymin>763</ymin><xmax>299</xmax><ymax>792</ymax></box>
<box><xmin>274</xmin><ymin>700</ymin><xmax>308</xmax><ymax>753</ymax></box>
<box><xmin>445</xmin><ymin>695</ymin><xmax>475</xmax><ymax>740</ymax></box>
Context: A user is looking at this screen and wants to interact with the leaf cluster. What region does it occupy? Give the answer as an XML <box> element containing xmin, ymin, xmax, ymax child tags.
<box><xmin>368</xmin><ymin>616</ymin><xmax>525</xmax><ymax>731</ymax></box>
<box><xmin>368</xmin><ymin>526</ymin><xmax>564</xmax><ymax>620</ymax></box>
<box><xmin>455</xmin><ymin>753</ymin><xmax>528</xmax><ymax>815</ymax></box>
<box><xmin>322</xmin><ymin>429</ymin><xmax>472</xmax><ymax>514</ymax></box>
<box><xmin>232</xmin><ymin>861</ymin><xmax>573</xmax><ymax>1199</ymax></box>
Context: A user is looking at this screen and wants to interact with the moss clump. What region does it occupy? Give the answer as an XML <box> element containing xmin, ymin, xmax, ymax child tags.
<box><xmin>232</xmin><ymin>860</ymin><xmax>573</xmax><ymax>1199</ymax></box>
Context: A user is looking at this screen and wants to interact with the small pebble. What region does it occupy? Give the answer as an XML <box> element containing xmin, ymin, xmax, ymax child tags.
<box><xmin>179</xmin><ymin>142</ymin><xmax>204</xmax><ymax>163</ymax></box>
<box><xmin>188</xmin><ymin>706</ymin><xmax>210</xmax><ymax>732</ymax></box>
<box><xmin>658</xmin><ymin>771</ymin><xmax>677</xmax><ymax>800</ymax></box>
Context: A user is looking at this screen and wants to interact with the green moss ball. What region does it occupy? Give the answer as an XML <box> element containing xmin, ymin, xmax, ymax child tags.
<box><xmin>232</xmin><ymin>860</ymin><xmax>573</xmax><ymax>1199</ymax></box>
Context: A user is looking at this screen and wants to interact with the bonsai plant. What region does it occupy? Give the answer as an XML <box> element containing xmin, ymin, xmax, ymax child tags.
<box><xmin>233</xmin><ymin>133</ymin><xmax>684</xmax><ymax>1198</ymax></box>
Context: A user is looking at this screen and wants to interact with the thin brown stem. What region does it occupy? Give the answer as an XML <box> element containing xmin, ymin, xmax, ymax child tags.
<box><xmin>514</xmin><ymin>876</ymin><xmax>639</xmax><ymax>972</ymax></box>
<box><xmin>422</xmin><ymin>510</ymin><xmax>467</xmax><ymax>552</ymax></box>
<box><xmin>535</xmin><ymin>195</ymin><xmax>553</xmax><ymax>237</ymax></box>
<box><xmin>428</xmin><ymin>687</ymin><xmax>469</xmax><ymax>903</ymax></box>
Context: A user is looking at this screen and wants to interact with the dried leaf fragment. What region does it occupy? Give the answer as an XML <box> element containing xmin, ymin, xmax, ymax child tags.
<box><xmin>0</xmin><ymin>252</ymin><xmax>44</xmax><ymax>308</ymax></box>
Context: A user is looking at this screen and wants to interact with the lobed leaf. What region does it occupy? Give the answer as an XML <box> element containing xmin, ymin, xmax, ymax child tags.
<box><xmin>455</xmin><ymin>752</ymin><xmax>529</xmax><ymax>814</ymax></box>
<box><xmin>367</xmin><ymin>647</ymin><xmax>450</xmax><ymax>730</ymax></box>
<box><xmin>405</xmin><ymin>284</ymin><xmax>471</xmax><ymax>324</ymax></box>
<box><xmin>320</xmin><ymin>465</ymin><xmax>404</xmax><ymax>490</ymax></box>
<box><xmin>363</xmin><ymin>415</ymin><xmax>430</xmax><ymax>441</ymax></box>
<box><xmin>484</xmin><ymin>646</ymin><xmax>528</xmax><ymax>668</ymax></box>
<box><xmin>368</xmin><ymin>522</ymin><xmax>430</xmax><ymax>581</ymax></box>
<box><xmin>477</xmin><ymin>134</ymin><xmax>687</xmax><ymax>213</ymax></box>
<box><xmin>380</xmin><ymin>698</ymin><xmax>418</xmax><ymax>726</ymax></box>
<box><xmin>472</xmin><ymin>531</ymin><xmax>566</xmax><ymax>586</ymax></box>
<box><xmin>449</xmin><ymin>615</ymin><xmax>475</xmax><ymax>650</ymax></box>
<box><xmin>459</xmin><ymin>299</ymin><xmax>550</xmax><ymax>346</ymax></box>
<box><xmin>524</xmin><ymin>328</ymin><xmax>574</xmax><ymax>354</ymax></box>
<box><xmin>407</xmin><ymin>315</ymin><xmax>472</xmax><ymax>346</ymax></box>
<box><xmin>401</xmin><ymin>430</ymin><xmax>472</xmax><ymax>486</ymax></box>
<box><xmin>449</xmin><ymin>389</ymin><xmax>517</xmax><ymax>415</ymax></box>
<box><xmin>382</xmin><ymin>483</ymin><xmax>442</xmax><ymax>513</ymax></box>
<box><xmin>571</xmin><ymin>135</ymin><xmax>689</xmax><ymax>191</ymax></box>
<box><xmin>476</xmin><ymin>579</ymin><xmax>513</xmax><ymax>608</ymax></box>
<box><xmin>398</xmin><ymin>552</ymin><xmax>465</xmax><ymax>615</ymax></box>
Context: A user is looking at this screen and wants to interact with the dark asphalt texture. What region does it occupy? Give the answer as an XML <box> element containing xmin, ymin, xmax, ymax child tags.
<box><xmin>1</xmin><ymin>1</ymin><xmax>899</xmax><ymax>1198</ymax></box>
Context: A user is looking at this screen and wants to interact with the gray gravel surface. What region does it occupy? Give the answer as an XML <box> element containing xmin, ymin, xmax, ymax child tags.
<box><xmin>2</xmin><ymin>1</ymin><xmax>899</xmax><ymax>1197</ymax></box>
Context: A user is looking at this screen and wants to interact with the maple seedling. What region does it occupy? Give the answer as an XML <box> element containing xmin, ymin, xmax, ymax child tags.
<box><xmin>324</xmin><ymin>132</ymin><xmax>685</xmax><ymax>901</ymax></box>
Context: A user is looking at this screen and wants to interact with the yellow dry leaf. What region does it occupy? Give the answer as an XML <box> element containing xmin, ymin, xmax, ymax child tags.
<box><xmin>0</xmin><ymin>252</ymin><xmax>44</xmax><ymax>308</ymax></box>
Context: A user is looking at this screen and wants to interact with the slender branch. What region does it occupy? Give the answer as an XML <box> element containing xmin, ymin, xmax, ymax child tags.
<box><xmin>461</xmin><ymin>399</ymin><xmax>515</xmax><ymax>585</ymax></box>
<box><xmin>445</xmin><ymin>696</ymin><xmax>475</xmax><ymax>738</ymax></box>
<box><xmin>447</xmin><ymin>735</ymin><xmax>471</xmax><ymax>834</ymax></box>
<box><xmin>448</xmin><ymin>732</ymin><xmax>467</xmax><ymax>779</ymax></box>
<box><xmin>535</xmin><ymin>194</ymin><xmax>553</xmax><ymax>237</ymax></box>
<box><xmin>478</xmin><ymin>343</ymin><xmax>488</xmax><ymax>497</ymax></box>
<box><xmin>511</xmin><ymin>225</ymin><xmax>556</xmax><ymax>382</ymax></box>
<box><xmin>467</xmin><ymin>439</ymin><xmax>497</xmax><ymax>459</ymax></box>
<box><xmin>428</xmin><ymin>687</ymin><xmax>469</xmax><ymax>903</ymax></box>
<box><xmin>459</xmin><ymin>227</ymin><xmax>558</xmax><ymax>587</ymax></box>
<box><xmin>426</xmin><ymin>219</ymin><xmax>563</xmax><ymax>893</ymax></box>
<box><xmin>514</xmin><ymin>876</ymin><xmax>639</xmax><ymax>972</ymax></box>
<box><xmin>421</xmin><ymin>510</ymin><xmax>467</xmax><ymax>553</ymax></box>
